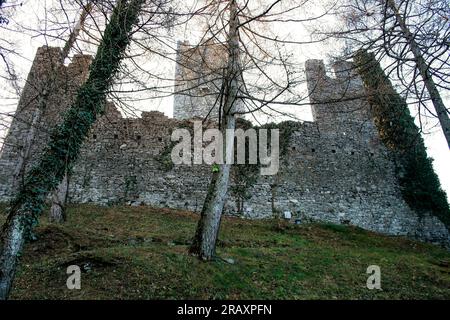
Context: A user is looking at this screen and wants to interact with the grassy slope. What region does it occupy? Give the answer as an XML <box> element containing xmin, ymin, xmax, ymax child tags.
<box><xmin>0</xmin><ymin>204</ymin><xmax>449</xmax><ymax>300</ymax></box>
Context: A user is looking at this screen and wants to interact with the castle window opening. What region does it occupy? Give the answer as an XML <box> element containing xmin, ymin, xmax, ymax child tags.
<box><xmin>332</xmin><ymin>149</ymin><xmax>336</xmax><ymax>153</ymax></box>
<box><xmin>200</xmin><ymin>86</ymin><xmax>210</xmax><ymax>94</ymax></box>
<box><xmin>114</xmin><ymin>134</ymin><xmax>119</xmax><ymax>139</ymax></box>
<box><xmin>311</xmin><ymin>148</ymin><xmax>315</xmax><ymax>153</ymax></box>
<box><xmin>93</xmin><ymin>134</ymin><xmax>97</xmax><ymax>140</ymax></box>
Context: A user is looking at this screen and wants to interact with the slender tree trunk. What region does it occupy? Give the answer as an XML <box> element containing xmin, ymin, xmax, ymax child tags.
<box><xmin>14</xmin><ymin>2</ymin><xmax>91</xmax><ymax>191</ymax></box>
<box><xmin>0</xmin><ymin>0</ymin><xmax>144</xmax><ymax>300</ymax></box>
<box><xmin>50</xmin><ymin>2</ymin><xmax>93</xmax><ymax>222</ymax></box>
<box><xmin>0</xmin><ymin>211</ymin><xmax>25</xmax><ymax>298</ymax></box>
<box><xmin>190</xmin><ymin>0</ymin><xmax>241</xmax><ymax>260</ymax></box>
<box><xmin>49</xmin><ymin>172</ymin><xmax>69</xmax><ymax>223</ymax></box>
<box><xmin>60</xmin><ymin>2</ymin><xmax>93</xmax><ymax>61</ymax></box>
<box><xmin>11</xmin><ymin>3</ymin><xmax>93</xmax><ymax>211</ymax></box>
<box><xmin>386</xmin><ymin>0</ymin><xmax>450</xmax><ymax>149</ymax></box>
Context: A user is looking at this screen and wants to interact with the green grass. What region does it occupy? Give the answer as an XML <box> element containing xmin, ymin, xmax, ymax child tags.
<box><xmin>0</xmin><ymin>204</ymin><xmax>449</xmax><ymax>300</ymax></box>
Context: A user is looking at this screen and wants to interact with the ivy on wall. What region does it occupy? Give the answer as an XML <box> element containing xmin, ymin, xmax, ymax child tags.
<box><xmin>155</xmin><ymin>117</ymin><xmax>301</xmax><ymax>214</ymax></box>
<box><xmin>230</xmin><ymin>119</ymin><xmax>301</xmax><ymax>214</ymax></box>
<box><xmin>156</xmin><ymin>120</ymin><xmax>193</xmax><ymax>172</ymax></box>
<box><xmin>259</xmin><ymin>120</ymin><xmax>301</xmax><ymax>157</ymax></box>
<box><xmin>354</xmin><ymin>50</ymin><xmax>450</xmax><ymax>228</ymax></box>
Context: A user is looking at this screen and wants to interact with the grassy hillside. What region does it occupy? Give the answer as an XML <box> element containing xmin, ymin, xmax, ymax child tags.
<box><xmin>0</xmin><ymin>205</ymin><xmax>449</xmax><ymax>299</ymax></box>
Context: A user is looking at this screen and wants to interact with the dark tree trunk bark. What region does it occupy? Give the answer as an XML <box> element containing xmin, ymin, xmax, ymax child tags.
<box><xmin>0</xmin><ymin>0</ymin><xmax>145</xmax><ymax>300</ymax></box>
<box><xmin>190</xmin><ymin>0</ymin><xmax>241</xmax><ymax>260</ymax></box>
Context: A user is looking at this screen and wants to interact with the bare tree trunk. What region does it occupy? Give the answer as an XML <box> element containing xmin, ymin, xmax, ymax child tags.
<box><xmin>60</xmin><ymin>2</ymin><xmax>93</xmax><ymax>61</ymax></box>
<box><xmin>386</xmin><ymin>0</ymin><xmax>450</xmax><ymax>149</ymax></box>
<box><xmin>0</xmin><ymin>0</ymin><xmax>144</xmax><ymax>300</ymax></box>
<box><xmin>12</xmin><ymin>3</ymin><xmax>92</xmax><ymax>207</ymax></box>
<box><xmin>49</xmin><ymin>172</ymin><xmax>69</xmax><ymax>223</ymax></box>
<box><xmin>0</xmin><ymin>210</ymin><xmax>26</xmax><ymax>300</ymax></box>
<box><xmin>50</xmin><ymin>3</ymin><xmax>92</xmax><ymax>222</ymax></box>
<box><xmin>190</xmin><ymin>0</ymin><xmax>240</xmax><ymax>260</ymax></box>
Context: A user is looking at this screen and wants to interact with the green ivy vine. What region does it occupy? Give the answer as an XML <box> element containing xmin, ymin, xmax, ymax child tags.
<box><xmin>355</xmin><ymin>50</ymin><xmax>450</xmax><ymax>228</ymax></box>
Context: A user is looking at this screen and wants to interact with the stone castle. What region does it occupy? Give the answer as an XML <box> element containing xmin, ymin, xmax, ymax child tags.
<box><xmin>0</xmin><ymin>45</ymin><xmax>449</xmax><ymax>247</ymax></box>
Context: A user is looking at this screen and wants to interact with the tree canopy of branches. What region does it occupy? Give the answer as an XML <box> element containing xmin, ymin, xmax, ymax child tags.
<box><xmin>318</xmin><ymin>0</ymin><xmax>450</xmax><ymax>148</ymax></box>
<box><xmin>184</xmin><ymin>0</ymin><xmax>316</xmax><ymax>260</ymax></box>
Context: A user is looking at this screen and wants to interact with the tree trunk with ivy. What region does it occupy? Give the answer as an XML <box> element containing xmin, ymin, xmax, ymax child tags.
<box><xmin>0</xmin><ymin>0</ymin><xmax>145</xmax><ymax>300</ymax></box>
<box><xmin>189</xmin><ymin>0</ymin><xmax>240</xmax><ymax>260</ymax></box>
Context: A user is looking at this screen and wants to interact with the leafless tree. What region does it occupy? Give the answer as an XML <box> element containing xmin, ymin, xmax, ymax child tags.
<box><xmin>0</xmin><ymin>0</ymin><xmax>176</xmax><ymax>300</ymax></box>
<box><xmin>314</xmin><ymin>0</ymin><xmax>450</xmax><ymax>148</ymax></box>
<box><xmin>49</xmin><ymin>1</ymin><xmax>94</xmax><ymax>224</ymax></box>
<box><xmin>0</xmin><ymin>0</ymin><xmax>329</xmax><ymax>271</ymax></box>
<box><xmin>182</xmin><ymin>0</ymin><xmax>327</xmax><ymax>260</ymax></box>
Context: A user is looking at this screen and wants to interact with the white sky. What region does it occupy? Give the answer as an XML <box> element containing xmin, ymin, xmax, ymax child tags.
<box><xmin>0</xmin><ymin>0</ymin><xmax>449</xmax><ymax>197</ymax></box>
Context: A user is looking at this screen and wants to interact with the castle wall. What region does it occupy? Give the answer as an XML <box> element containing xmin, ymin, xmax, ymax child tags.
<box><xmin>0</xmin><ymin>46</ymin><xmax>449</xmax><ymax>248</ymax></box>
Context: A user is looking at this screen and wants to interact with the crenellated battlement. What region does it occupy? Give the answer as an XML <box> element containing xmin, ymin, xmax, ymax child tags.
<box><xmin>305</xmin><ymin>59</ymin><xmax>376</xmax><ymax>138</ymax></box>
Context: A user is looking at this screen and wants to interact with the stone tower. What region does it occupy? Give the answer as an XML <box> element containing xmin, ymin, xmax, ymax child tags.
<box><xmin>173</xmin><ymin>40</ymin><xmax>244</xmax><ymax>120</ymax></box>
<box><xmin>306</xmin><ymin>60</ymin><xmax>373</xmax><ymax>130</ymax></box>
<box><xmin>305</xmin><ymin>59</ymin><xmax>381</xmax><ymax>150</ymax></box>
<box><xmin>0</xmin><ymin>46</ymin><xmax>92</xmax><ymax>198</ymax></box>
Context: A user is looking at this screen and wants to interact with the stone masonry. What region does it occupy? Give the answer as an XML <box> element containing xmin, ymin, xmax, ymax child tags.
<box><xmin>173</xmin><ymin>40</ymin><xmax>244</xmax><ymax>120</ymax></box>
<box><xmin>0</xmin><ymin>46</ymin><xmax>449</xmax><ymax>248</ymax></box>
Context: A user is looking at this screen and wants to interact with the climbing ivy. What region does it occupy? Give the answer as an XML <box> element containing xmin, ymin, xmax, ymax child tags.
<box><xmin>124</xmin><ymin>175</ymin><xmax>138</xmax><ymax>202</ymax></box>
<box><xmin>355</xmin><ymin>50</ymin><xmax>450</xmax><ymax>228</ymax></box>
<box><xmin>156</xmin><ymin>120</ymin><xmax>193</xmax><ymax>171</ymax></box>
<box><xmin>156</xmin><ymin>142</ymin><xmax>176</xmax><ymax>171</ymax></box>
<box><xmin>230</xmin><ymin>119</ymin><xmax>301</xmax><ymax>213</ymax></box>
<box><xmin>259</xmin><ymin>120</ymin><xmax>301</xmax><ymax>158</ymax></box>
<box><xmin>6</xmin><ymin>0</ymin><xmax>145</xmax><ymax>240</ymax></box>
<box><xmin>0</xmin><ymin>0</ymin><xmax>9</xmax><ymax>25</ymax></box>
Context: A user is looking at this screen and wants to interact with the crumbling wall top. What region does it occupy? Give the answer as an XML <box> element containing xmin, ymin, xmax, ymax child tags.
<box><xmin>305</xmin><ymin>59</ymin><xmax>372</xmax><ymax>133</ymax></box>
